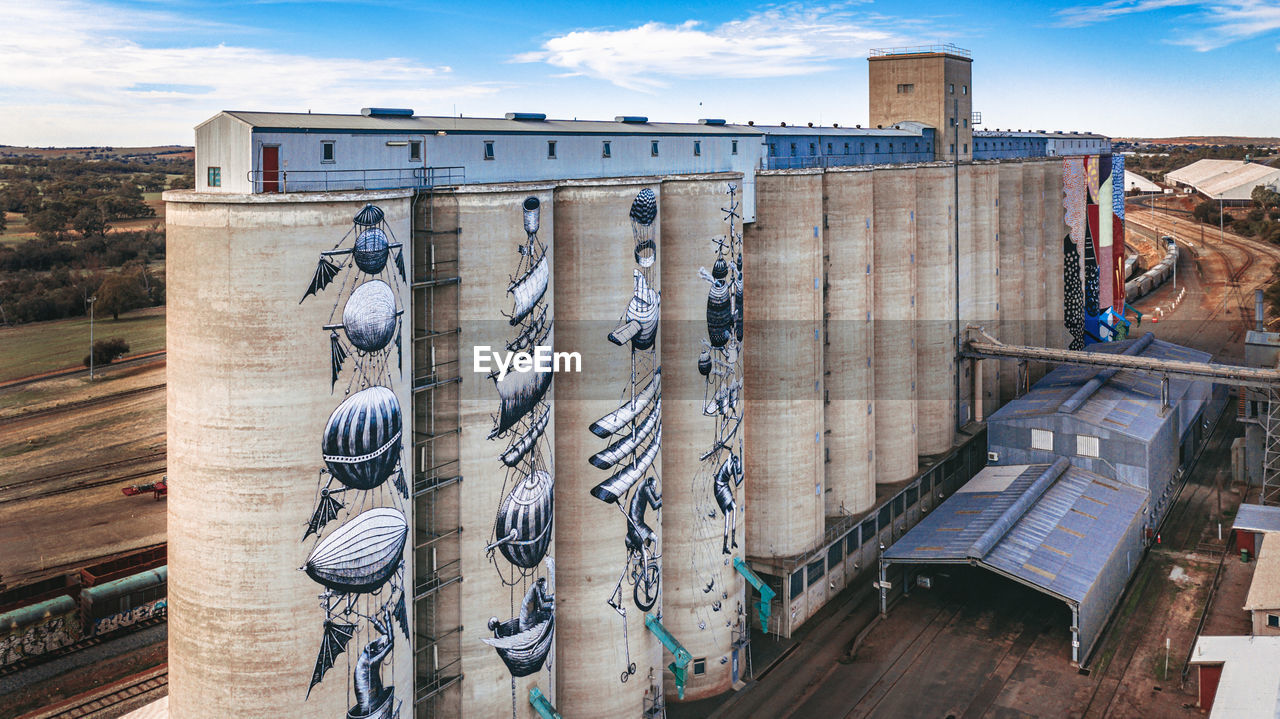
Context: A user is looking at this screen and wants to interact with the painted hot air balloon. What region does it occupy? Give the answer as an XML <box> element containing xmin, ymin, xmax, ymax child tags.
<box><xmin>489</xmin><ymin>469</ymin><xmax>554</xmax><ymax>569</ymax></box>
<box><xmin>341</xmin><ymin>280</ymin><xmax>399</xmax><ymax>353</ymax></box>
<box><xmin>303</xmin><ymin>508</ymin><xmax>407</xmax><ymax>593</ymax></box>
<box><xmin>631</xmin><ymin>189</ymin><xmax>657</xmax><ymax>267</ymax></box>
<box><xmin>354</xmin><ymin>204</ymin><xmax>385</xmax><ymax>227</ymax></box>
<box><xmin>353</xmin><ymin>228</ymin><xmax>390</xmax><ymax>274</ymax></box>
<box><xmin>323</xmin><ymin>386</ymin><xmax>402</xmax><ymax>490</ymax></box>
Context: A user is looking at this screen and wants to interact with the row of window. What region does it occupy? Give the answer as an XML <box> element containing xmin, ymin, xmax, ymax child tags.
<box><xmin>318</xmin><ymin>140</ymin><xmax>423</xmax><ymax>164</ymax></box>
<box><xmin>1030</xmin><ymin>428</ymin><xmax>1101</xmax><ymax>458</ymax></box>
<box><xmin>485</xmin><ymin>139</ymin><xmax>738</xmax><ymax>160</ymax></box>
<box><xmin>895</xmin><ymin>82</ymin><xmax>968</xmax><ymax>95</ymax></box>
<box><xmin>768</xmin><ymin>141</ymin><xmax>931</xmax><ymax>157</ymax></box>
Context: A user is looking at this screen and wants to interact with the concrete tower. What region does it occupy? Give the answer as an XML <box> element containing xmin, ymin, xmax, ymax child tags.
<box><xmin>868</xmin><ymin>46</ymin><xmax>973</xmax><ymax>162</ymax></box>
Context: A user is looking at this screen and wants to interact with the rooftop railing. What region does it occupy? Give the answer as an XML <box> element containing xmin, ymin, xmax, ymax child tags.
<box><xmin>870</xmin><ymin>44</ymin><xmax>972</xmax><ymax>58</ymax></box>
<box><xmin>245</xmin><ymin>165</ymin><xmax>464</xmax><ymax>193</ymax></box>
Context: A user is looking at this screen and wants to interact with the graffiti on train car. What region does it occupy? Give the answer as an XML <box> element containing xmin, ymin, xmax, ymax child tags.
<box><xmin>92</xmin><ymin>598</ymin><xmax>168</xmax><ymax>636</ymax></box>
<box><xmin>0</xmin><ymin>613</ymin><xmax>81</xmax><ymax>665</ymax></box>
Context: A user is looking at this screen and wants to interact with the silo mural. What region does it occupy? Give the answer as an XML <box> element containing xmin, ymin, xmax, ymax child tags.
<box><xmin>690</xmin><ymin>183</ymin><xmax>745</xmax><ymax>646</ymax></box>
<box><xmin>590</xmin><ymin>188</ymin><xmax>663</xmax><ymax>683</ymax></box>
<box><xmin>1063</xmin><ymin>157</ymin><xmax>1088</xmax><ymax>350</ymax></box>
<box><xmin>482</xmin><ymin>197</ymin><xmax>557</xmax><ymax>706</ymax></box>
<box><xmin>300</xmin><ymin>204</ymin><xmax>410</xmax><ymax>718</ymax></box>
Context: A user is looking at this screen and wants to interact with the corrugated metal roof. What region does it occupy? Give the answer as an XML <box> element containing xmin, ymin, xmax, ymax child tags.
<box><xmin>1245</xmin><ymin>534</ymin><xmax>1280</xmax><ymax>610</ymax></box>
<box><xmin>1167</xmin><ymin>159</ymin><xmax>1244</xmax><ymax>186</ymax></box>
<box><xmin>1189</xmin><ymin>635</ymin><xmax>1280</xmax><ymax>719</ymax></box>
<box><xmin>757</xmin><ymin>122</ymin><xmax>929</xmax><ymax>137</ymax></box>
<box><xmin>1236</xmin><ymin>504</ymin><xmax>1280</xmax><ymax>534</ymax></box>
<box><xmin>884</xmin><ymin>461</ymin><xmax>1148</xmax><ymax>603</ymax></box>
<box><xmin>1124</xmin><ymin>170</ymin><xmax>1161</xmax><ymax>193</ymax></box>
<box><xmin>217</xmin><ymin>111</ymin><xmax>759</xmax><ymax>136</ymax></box>
<box><xmin>986</xmin><ymin>335</ymin><xmax>1213</xmax><ymax>443</ymax></box>
<box><xmin>1167</xmin><ymin>159</ymin><xmax>1280</xmax><ymax>200</ymax></box>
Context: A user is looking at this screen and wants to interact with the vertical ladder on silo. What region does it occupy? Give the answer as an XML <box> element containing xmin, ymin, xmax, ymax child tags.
<box><xmin>1264</xmin><ymin>387</ymin><xmax>1280</xmax><ymax>506</ymax></box>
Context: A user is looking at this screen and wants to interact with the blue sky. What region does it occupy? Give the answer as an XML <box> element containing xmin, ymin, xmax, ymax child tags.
<box><xmin>1</xmin><ymin>0</ymin><xmax>1278</xmax><ymax>145</ymax></box>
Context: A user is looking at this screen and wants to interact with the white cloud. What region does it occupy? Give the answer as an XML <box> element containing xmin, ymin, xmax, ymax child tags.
<box><xmin>513</xmin><ymin>4</ymin><xmax>911</xmax><ymax>91</ymax></box>
<box><xmin>1056</xmin><ymin>0</ymin><xmax>1280</xmax><ymax>51</ymax></box>
<box><xmin>0</xmin><ymin>0</ymin><xmax>501</xmax><ymax>145</ymax></box>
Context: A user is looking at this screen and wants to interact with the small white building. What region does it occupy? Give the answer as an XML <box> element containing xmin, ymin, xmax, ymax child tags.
<box><xmin>1189</xmin><ymin>635</ymin><xmax>1280</xmax><ymax>717</ymax></box>
<box><xmin>1123</xmin><ymin>170</ymin><xmax>1161</xmax><ymax>194</ymax></box>
<box><xmin>194</xmin><ymin>109</ymin><xmax>766</xmax><ymax>219</ymax></box>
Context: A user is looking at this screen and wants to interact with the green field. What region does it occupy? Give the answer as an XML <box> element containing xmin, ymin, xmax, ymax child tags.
<box><xmin>0</xmin><ymin>306</ymin><xmax>165</xmax><ymax>382</ymax></box>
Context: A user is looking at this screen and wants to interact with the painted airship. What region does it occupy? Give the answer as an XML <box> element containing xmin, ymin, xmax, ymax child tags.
<box><xmin>303</xmin><ymin>507</ymin><xmax>408</xmax><ymax>594</ymax></box>
<box><xmin>301</xmin><ymin>205</ymin><xmax>405</xmax><ymax>303</ymax></box>
<box><xmin>488</xmin><ymin>469</ymin><xmax>554</xmax><ymax>569</ymax></box>
<box><xmin>631</xmin><ymin>189</ymin><xmax>657</xmax><ymax>267</ymax></box>
<box><xmin>323</xmin><ymin>386</ymin><xmax>403</xmax><ymax>490</ymax></box>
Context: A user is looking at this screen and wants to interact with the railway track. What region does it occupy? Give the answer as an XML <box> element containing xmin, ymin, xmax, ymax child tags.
<box><xmin>1</xmin><ymin>384</ymin><xmax>165</xmax><ymax>426</ymax></box>
<box><xmin>0</xmin><ymin>452</ymin><xmax>166</xmax><ymax>504</ymax></box>
<box><xmin>23</xmin><ymin>665</ymin><xmax>168</xmax><ymax>719</ymax></box>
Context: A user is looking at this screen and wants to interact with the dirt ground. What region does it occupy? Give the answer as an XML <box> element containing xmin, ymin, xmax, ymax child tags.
<box><xmin>0</xmin><ymin>361</ymin><xmax>165</xmax><ymax>586</ymax></box>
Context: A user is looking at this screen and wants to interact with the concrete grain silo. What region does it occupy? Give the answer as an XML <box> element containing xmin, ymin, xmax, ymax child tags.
<box><xmin>450</xmin><ymin>184</ymin><xmax>559</xmax><ymax>717</ymax></box>
<box><xmin>552</xmin><ymin>179</ymin><xmax>663</xmax><ymax>717</ymax></box>
<box><xmin>872</xmin><ymin>166</ymin><xmax>918</xmax><ymax>483</ymax></box>
<box><xmin>972</xmin><ymin>161</ymin><xmax>1003</xmax><ymax>417</ymax></box>
<box><xmin>657</xmin><ymin>173</ymin><xmax>749</xmax><ymax>701</ymax></box>
<box><xmin>165</xmin><ymin>189</ymin><xmax>414</xmax><ymax>719</ymax></box>
<box><xmin>1042</xmin><ymin>162</ymin><xmax>1068</xmax><ymax>349</ymax></box>
<box><xmin>822</xmin><ymin>168</ymin><xmax>877</xmax><ymax>515</ymax></box>
<box><xmin>914</xmin><ymin>164</ymin><xmax>956</xmax><ymax>455</ymax></box>
<box><xmin>996</xmin><ymin>163</ymin><xmax>1025</xmax><ymax>403</ymax></box>
<box><xmin>743</xmin><ymin>170</ymin><xmax>824</xmax><ymax>557</ymax></box>
<box><xmin>1022</xmin><ymin>162</ymin><xmax>1047</xmax><ymax>379</ymax></box>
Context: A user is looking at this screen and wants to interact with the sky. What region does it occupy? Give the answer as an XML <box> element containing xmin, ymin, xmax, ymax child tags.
<box><xmin>1</xmin><ymin>0</ymin><xmax>1278</xmax><ymax>146</ymax></box>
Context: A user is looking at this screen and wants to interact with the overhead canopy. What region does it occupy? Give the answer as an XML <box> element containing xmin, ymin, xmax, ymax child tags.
<box><xmin>883</xmin><ymin>459</ymin><xmax>1149</xmax><ymax>664</ymax></box>
<box><xmin>1234</xmin><ymin>503</ymin><xmax>1280</xmax><ymax>535</ymax></box>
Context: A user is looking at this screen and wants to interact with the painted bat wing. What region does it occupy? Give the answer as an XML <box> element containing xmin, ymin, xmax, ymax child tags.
<box><xmin>303</xmin><ymin>491</ymin><xmax>345</xmax><ymax>540</ymax></box>
<box><xmin>393</xmin><ymin>591</ymin><xmax>410</xmax><ymax>640</ymax></box>
<box><xmin>307</xmin><ymin>620</ymin><xmax>356</xmax><ymax>697</ymax></box>
<box><xmin>393</xmin><ymin>247</ymin><xmax>406</xmax><ymax>282</ymax></box>
<box><xmin>329</xmin><ymin>331</ymin><xmax>348</xmax><ymax>389</ymax></box>
<box><xmin>301</xmin><ymin>256</ymin><xmax>343</xmax><ymax>304</ymax></box>
<box><xmin>391</xmin><ymin>465</ymin><xmax>409</xmax><ymax>500</ymax></box>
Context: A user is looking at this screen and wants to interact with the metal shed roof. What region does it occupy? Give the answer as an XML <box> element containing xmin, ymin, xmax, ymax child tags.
<box><xmin>215</xmin><ymin>111</ymin><xmax>760</xmax><ymax>136</ymax></box>
<box><xmin>1235</xmin><ymin>504</ymin><xmax>1280</xmax><ymax>534</ymax></box>
<box><xmin>884</xmin><ymin>460</ymin><xmax>1148</xmax><ymax>604</ymax></box>
<box><xmin>1189</xmin><ymin>635</ymin><xmax>1280</xmax><ymax>719</ymax></box>
<box><xmin>986</xmin><ymin>335</ymin><xmax>1212</xmax><ymax>443</ymax></box>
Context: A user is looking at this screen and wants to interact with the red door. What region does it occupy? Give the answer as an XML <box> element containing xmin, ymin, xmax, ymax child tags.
<box><xmin>262</xmin><ymin>146</ymin><xmax>280</xmax><ymax>193</ymax></box>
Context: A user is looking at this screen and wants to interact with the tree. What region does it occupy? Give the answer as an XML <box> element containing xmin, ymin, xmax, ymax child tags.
<box><xmin>27</xmin><ymin>206</ymin><xmax>69</xmax><ymax>239</ymax></box>
<box><xmin>1254</xmin><ymin>184</ymin><xmax>1280</xmax><ymax>210</ymax></box>
<box><xmin>95</xmin><ymin>273</ymin><xmax>147</xmax><ymax>320</ymax></box>
<box><xmin>83</xmin><ymin>337</ymin><xmax>130</xmax><ymax>367</ymax></box>
<box><xmin>72</xmin><ymin>204</ymin><xmax>108</xmax><ymax>236</ymax></box>
<box><xmin>0</xmin><ymin>209</ymin><xmax>6</xmax><ymax>234</ymax></box>
<box><xmin>169</xmin><ymin>174</ymin><xmax>194</xmax><ymax>190</ymax></box>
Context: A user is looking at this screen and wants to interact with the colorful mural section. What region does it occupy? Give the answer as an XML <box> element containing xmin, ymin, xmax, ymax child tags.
<box><xmin>300</xmin><ymin>204</ymin><xmax>410</xmax><ymax>719</ymax></box>
<box><xmin>1063</xmin><ymin>155</ymin><xmax>1129</xmax><ymax>345</ymax></box>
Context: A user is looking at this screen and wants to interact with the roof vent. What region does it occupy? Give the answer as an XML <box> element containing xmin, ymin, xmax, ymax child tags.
<box><xmin>833</xmin><ymin>123</ymin><xmax>839</xmax><ymax>128</ymax></box>
<box><xmin>361</xmin><ymin>108</ymin><xmax>414</xmax><ymax>117</ymax></box>
<box><xmin>856</xmin><ymin>124</ymin><xmax>861</xmax><ymax>128</ymax></box>
<box><xmin>506</xmin><ymin>112</ymin><xmax>547</xmax><ymax>121</ymax></box>
<box><xmin>780</xmin><ymin>121</ymin><xmax>787</xmax><ymax>127</ymax></box>
<box><xmin>876</xmin><ymin>124</ymin><xmax>882</xmax><ymax>129</ymax></box>
<box><xmin>808</xmin><ymin>122</ymin><xmax>814</xmax><ymax>127</ymax></box>
<box><xmin>615</xmin><ymin>116</ymin><xmax>648</xmax><ymax>123</ymax></box>
<box><xmin>699</xmin><ymin>118</ymin><xmax>726</xmax><ymax>126</ymax></box>
<box><xmin>748</xmin><ymin>120</ymin><xmax>755</xmax><ymax>126</ymax></box>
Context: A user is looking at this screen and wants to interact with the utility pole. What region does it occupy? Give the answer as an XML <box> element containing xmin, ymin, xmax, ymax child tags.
<box><xmin>953</xmin><ymin>97</ymin><xmax>962</xmax><ymax>432</ymax></box>
<box><xmin>88</xmin><ymin>295</ymin><xmax>97</xmax><ymax>380</ymax></box>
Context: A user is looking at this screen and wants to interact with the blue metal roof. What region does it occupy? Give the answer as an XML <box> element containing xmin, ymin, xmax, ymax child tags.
<box><xmin>1235</xmin><ymin>504</ymin><xmax>1280</xmax><ymax>534</ymax></box>
<box><xmin>986</xmin><ymin>334</ymin><xmax>1213</xmax><ymax>444</ymax></box>
<box><xmin>884</xmin><ymin>460</ymin><xmax>1148</xmax><ymax>604</ymax></box>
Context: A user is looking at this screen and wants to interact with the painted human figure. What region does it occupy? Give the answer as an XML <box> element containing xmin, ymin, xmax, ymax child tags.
<box><xmin>625</xmin><ymin>475</ymin><xmax>662</xmax><ymax>557</ymax></box>
<box><xmin>713</xmin><ymin>453</ymin><xmax>742</xmax><ymax>554</ymax></box>
<box><xmin>350</xmin><ymin>610</ymin><xmax>394</xmax><ymax>719</ymax></box>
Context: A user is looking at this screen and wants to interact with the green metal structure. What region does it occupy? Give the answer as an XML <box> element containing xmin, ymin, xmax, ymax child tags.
<box><xmin>528</xmin><ymin>686</ymin><xmax>562</xmax><ymax>719</ymax></box>
<box><xmin>733</xmin><ymin>556</ymin><xmax>776</xmax><ymax>628</ymax></box>
<box><xmin>644</xmin><ymin>613</ymin><xmax>693</xmax><ymax>699</ymax></box>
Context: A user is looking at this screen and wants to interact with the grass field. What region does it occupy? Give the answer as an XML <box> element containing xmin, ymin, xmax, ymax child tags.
<box><xmin>0</xmin><ymin>305</ymin><xmax>165</xmax><ymax>381</ymax></box>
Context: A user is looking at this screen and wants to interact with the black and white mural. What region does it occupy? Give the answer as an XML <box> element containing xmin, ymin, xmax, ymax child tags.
<box><xmin>482</xmin><ymin>197</ymin><xmax>557</xmax><ymax>711</ymax></box>
<box><xmin>300</xmin><ymin>204</ymin><xmax>409</xmax><ymax>718</ymax></box>
<box><xmin>687</xmin><ymin>184</ymin><xmax>747</xmax><ymax>663</ymax></box>
<box><xmin>589</xmin><ymin>188</ymin><xmax>663</xmax><ymax>683</ymax></box>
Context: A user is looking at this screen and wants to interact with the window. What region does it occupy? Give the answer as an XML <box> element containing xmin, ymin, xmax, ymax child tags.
<box><xmin>828</xmin><ymin>542</ymin><xmax>844</xmax><ymax>567</ymax></box>
<box><xmin>1032</xmin><ymin>428</ymin><xmax>1054</xmax><ymax>451</ymax></box>
<box><xmin>963</xmin><ymin>118</ymin><xmax>968</xmax><ymax>128</ymax></box>
<box><xmin>484</xmin><ymin>141</ymin><xmax>495</xmax><ymax>160</ymax></box>
<box><xmin>962</xmin><ymin>84</ymin><xmax>968</xmax><ymax>95</ymax></box>
<box><xmin>892</xmin><ymin>494</ymin><xmax>904</xmax><ymax>517</ymax></box>
<box><xmin>843</xmin><ymin>142</ymin><xmax>850</xmax><ymax>154</ymax></box>
<box><xmin>206</xmin><ymin>166</ymin><xmax>221</xmax><ymax>187</ymax></box>
<box><xmin>878</xmin><ymin>505</ymin><xmax>891</xmax><ymax>527</ymax></box>
<box><xmin>768</xmin><ymin>143</ymin><xmax>776</xmax><ymax>157</ymax></box>
<box><xmin>807</xmin><ymin>558</ymin><xmax>825</xmax><ymax>585</ymax></box>
<box><xmin>845</xmin><ymin>530</ymin><xmax>859</xmax><ymax>554</ymax></box>
<box><xmin>602</xmin><ymin>141</ymin><xmax>612</xmax><ymax>158</ymax></box>
<box><xmin>790</xmin><ymin>143</ymin><xmax>797</xmax><ymax>156</ymax></box>
<box><xmin>860</xmin><ymin>143</ymin><xmax>866</xmax><ymax>153</ymax></box>
<box><xmin>693</xmin><ymin>140</ymin><xmax>701</xmax><ymax>156</ymax></box>
<box><xmin>693</xmin><ymin>658</ymin><xmax>706</xmax><ymax>675</ymax></box>
<box><xmin>651</xmin><ymin>140</ymin><xmax>659</xmax><ymax>157</ymax></box>
<box><xmin>861</xmin><ymin>518</ymin><xmax>876</xmax><ymax>543</ymax></box>
<box><xmin>897</xmin><ymin>83</ymin><xmax>914</xmax><ymax>94</ymax></box>
<box><xmin>1077</xmin><ymin>434</ymin><xmax>1100</xmax><ymax>458</ymax></box>
<box><xmin>732</xmin><ymin>140</ymin><xmax>738</xmax><ymax>155</ymax></box>
<box><xmin>790</xmin><ymin>571</ymin><xmax>804</xmax><ymax>600</ymax></box>
<box><xmin>889</xmin><ymin>143</ymin><xmax>894</xmax><ymax>153</ymax></box>
<box><xmin>826</xmin><ymin>143</ymin><xmax>832</xmax><ymax>154</ymax></box>
<box><xmin>906</xmin><ymin>485</ymin><xmax>918</xmax><ymax>506</ymax></box>
<box><xmin>963</xmin><ymin>143</ymin><xmax>968</xmax><ymax>153</ymax></box>
<box><xmin>409</xmin><ymin>140</ymin><xmax>421</xmax><ymax>161</ymax></box>
<box><xmin>547</xmin><ymin>140</ymin><xmax>556</xmax><ymax>159</ymax></box>
<box><xmin>874</xmin><ymin>142</ymin><xmax>880</xmax><ymax>154</ymax></box>
<box><xmin>809</xmin><ymin>143</ymin><xmax>816</xmax><ymax>155</ymax></box>
<box><xmin>1269</xmin><ymin>614</ymin><xmax>1280</xmax><ymax>628</ymax></box>
<box><xmin>949</xmin><ymin>83</ymin><xmax>955</xmax><ymax>94</ymax></box>
<box><xmin>321</xmin><ymin>141</ymin><xmax>335</xmax><ymax>163</ymax></box>
<box><xmin>949</xmin><ymin>143</ymin><xmax>955</xmax><ymax>154</ymax></box>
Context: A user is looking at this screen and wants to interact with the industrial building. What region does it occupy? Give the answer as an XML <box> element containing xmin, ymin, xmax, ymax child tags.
<box><xmin>1189</xmin><ymin>635</ymin><xmax>1280</xmax><ymax>717</ymax></box>
<box><xmin>972</xmin><ymin>130</ymin><xmax>1111</xmax><ymax>160</ymax></box>
<box><xmin>1165</xmin><ymin>158</ymin><xmax>1280</xmax><ymax>202</ymax></box>
<box><xmin>164</xmin><ymin>45</ymin><xmax>1132</xmax><ymax>718</ymax></box>
<box><xmin>883</xmin><ymin>333</ymin><xmax>1223</xmax><ymax>665</ymax></box>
